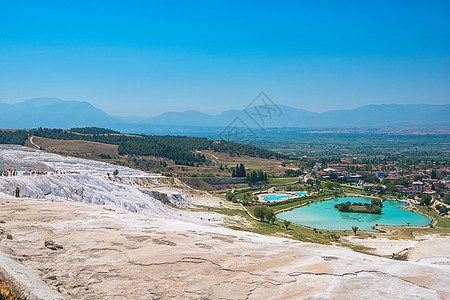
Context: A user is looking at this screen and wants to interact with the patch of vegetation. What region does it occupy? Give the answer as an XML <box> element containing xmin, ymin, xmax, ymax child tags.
<box><xmin>99</xmin><ymin>153</ymin><xmax>112</xmax><ymax>159</ymax></box>
<box><xmin>246</xmin><ymin>169</ymin><xmax>268</xmax><ymax>183</ymax></box>
<box><xmin>231</xmin><ymin>163</ymin><xmax>246</xmax><ymax>177</ymax></box>
<box><xmin>251</xmin><ymin>206</ymin><xmax>276</xmax><ymax>223</ymax></box>
<box><xmin>70</xmin><ymin>127</ymin><xmax>120</xmax><ymax>134</ymax></box>
<box><xmin>435</xmin><ymin>204</ymin><xmax>450</xmax><ymax>215</ymax></box>
<box><xmin>334</xmin><ymin>201</ymin><xmax>382</xmax><ymax>214</ymax></box>
<box><xmin>0</xmin><ymin>281</ymin><xmax>16</xmax><ymax>300</ymax></box>
<box><xmin>417</xmin><ymin>206</ymin><xmax>450</xmax><ymax>228</ymax></box>
<box><xmin>268</xmin><ymin>177</ymin><xmax>299</xmax><ymax>184</ymax></box>
<box><xmin>0</xmin><ymin>130</ymin><xmax>28</xmax><ymax>145</ymax></box>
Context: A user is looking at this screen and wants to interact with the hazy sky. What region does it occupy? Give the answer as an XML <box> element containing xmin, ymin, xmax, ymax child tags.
<box><xmin>0</xmin><ymin>1</ymin><xmax>449</xmax><ymax>117</ymax></box>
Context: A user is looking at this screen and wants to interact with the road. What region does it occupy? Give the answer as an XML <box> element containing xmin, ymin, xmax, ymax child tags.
<box><xmin>29</xmin><ymin>136</ymin><xmax>41</xmax><ymax>149</ymax></box>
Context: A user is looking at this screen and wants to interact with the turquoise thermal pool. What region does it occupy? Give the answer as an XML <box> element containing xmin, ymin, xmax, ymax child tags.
<box><xmin>277</xmin><ymin>197</ymin><xmax>431</xmax><ymax>231</ymax></box>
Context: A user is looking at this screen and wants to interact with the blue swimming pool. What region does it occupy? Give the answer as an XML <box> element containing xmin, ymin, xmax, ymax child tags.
<box><xmin>293</xmin><ymin>191</ymin><xmax>307</xmax><ymax>196</ymax></box>
<box><xmin>263</xmin><ymin>194</ymin><xmax>292</xmax><ymax>201</ymax></box>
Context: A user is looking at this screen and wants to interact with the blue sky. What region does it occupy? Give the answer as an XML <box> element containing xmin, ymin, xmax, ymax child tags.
<box><xmin>0</xmin><ymin>1</ymin><xmax>449</xmax><ymax>117</ymax></box>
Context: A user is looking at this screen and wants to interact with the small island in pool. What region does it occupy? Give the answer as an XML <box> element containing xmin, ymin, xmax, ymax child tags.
<box><xmin>334</xmin><ymin>198</ymin><xmax>383</xmax><ymax>215</ymax></box>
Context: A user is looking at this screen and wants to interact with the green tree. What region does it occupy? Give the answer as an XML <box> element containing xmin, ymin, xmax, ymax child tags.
<box><xmin>283</xmin><ymin>220</ymin><xmax>291</xmax><ymax>229</ymax></box>
<box><xmin>431</xmin><ymin>170</ymin><xmax>437</xmax><ymax>179</ymax></box>
<box><xmin>112</xmin><ymin>169</ymin><xmax>119</xmax><ymax>176</ymax></box>
<box><xmin>371</xmin><ymin>198</ymin><xmax>383</xmax><ymax>207</ymax></box>
<box><xmin>420</xmin><ymin>194</ymin><xmax>432</xmax><ymax>206</ymax></box>
<box><xmin>239</xmin><ymin>163</ymin><xmax>246</xmax><ymax>177</ymax></box>
<box><xmin>339</xmin><ymin>202</ymin><xmax>350</xmax><ymax>212</ymax></box>
<box><xmin>264</xmin><ymin>209</ymin><xmax>275</xmax><ymax>224</ymax></box>
<box><xmin>246</xmin><ymin>169</ymin><xmax>268</xmax><ymax>183</ymax></box>
<box><xmin>253</xmin><ymin>206</ymin><xmax>266</xmax><ymax>221</ymax></box>
<box><xmin>324</xmin><ymin>181</ymin><xmax>334</xmax><ymax>189</ymax></box>
<box><xmin>328</xmin><ymin>171</ymin><xmax>338</xmax><ymax>180</ymax></box>
<box><xmin>443</xmin><ymin>194</ymin><xmax>450</xmax><ymax>205</ymax></box>
<box><xmin>225</xmin><ymin>191</ymin><xmax>234</xmax><ymax>201</ymax></box>
<box><xmin>352</xmin><ymin>226</ymin><xmax>359</xmax><ymax>235</ymax></box>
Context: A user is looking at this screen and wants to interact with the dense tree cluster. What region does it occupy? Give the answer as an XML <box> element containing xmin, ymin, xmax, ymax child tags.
<box><xmin>99</xmin><ymin>153</ymin><xmax>112</xmax><ymax>159</ymax></box>
<box><xmin>225</xmin><ymin>191</ymin><xmax>236</xmax><ymax>202</ymax></box>
<box><xmin>246</xmin><ymin>169</ymin><xmax>268</xmax><ymax>183</ymax></box>
<box><xmin>420</xmin><ymin>194</ymin><xmax>433</xmax><ymax>206</ymax></box>
<box><xmin>435</xmin><ymin>204</ymin><xmax>449</xmax><ymax>215</ymax></box>
<box><xmin>0</xmin><ymin>131</ymin><xmax>28</xmax><ymax>145</ymax></box>
<box><xmin>442</xmin><ymin>194</ymin><xmax>450</xmax><ymax>205</ymax></box>
<box><xmin>334</xmin><ymin>200</ymin><xmax>382</xmax><ymax>214</ymax></box>
<box><xmin>70</xmin><ymin>127</ymin><xmax>120</xmax><ymax>134</ymax></box>
<box><xmin>118</xmin><ymin>139</ymin><xmax>206</xmax><ymax>166</ymax></box>
<box><xmin>211</xmin><ymin>140</ymin><xmax>287</xmax><ymax>159</ymax></box>
<box><xmin>284</xmin><ymin>169</ymin><xmax>303</xmax><ymax>177</ymax></box>
<box><xmin>232</xmin><ymin>163</ymin><xmax>246</xmax><ymax>177</ymax></box>
<box><xmin>231</xmin><ymin>163</ymin><xmax>268</xmax><ymax>183</ymax></box>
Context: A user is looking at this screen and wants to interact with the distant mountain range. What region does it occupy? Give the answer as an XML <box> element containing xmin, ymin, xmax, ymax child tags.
<box><xmin>0</xmin><ymin>98</ymin><xmax>121</xmax><ymax>129</ymax></box>
<box><xmin>1</xmin><ymin>98</ymin><xmax>449</xmax><ymax>132</ymax></box>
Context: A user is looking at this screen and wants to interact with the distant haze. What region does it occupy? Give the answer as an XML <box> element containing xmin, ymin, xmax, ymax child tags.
<box><xmin>1</xmin><ymin>98</ymin><xmax>449</xmax><ymax>132</ymax></box>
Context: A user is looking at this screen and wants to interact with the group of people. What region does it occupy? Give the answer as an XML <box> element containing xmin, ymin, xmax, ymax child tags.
<box><xmin>0</xmin><ymin>169</ymin><xmax>80</xmax><ymax>177</ymax></box>
<box><xmin>0</xmin><ymin>169</ymin><xmax>22</xmax><ymax>177</ymax></box>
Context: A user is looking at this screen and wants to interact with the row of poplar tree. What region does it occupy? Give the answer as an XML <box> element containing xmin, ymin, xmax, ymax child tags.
<box><xmin>231</xmin><ymin>163</ymin><xmax>268</xmax><ymax>183</ymax></box>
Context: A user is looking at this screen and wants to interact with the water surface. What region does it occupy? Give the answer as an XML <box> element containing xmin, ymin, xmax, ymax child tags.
<box><xmin>263</xmin><ymin>194</ymin><xmax>291</xmax><ymax>201</ymax></box>
<box><xmin>277</xmin><ymin>197</ymin><xmax>430</xmax><ymax>231</ymax></box>
<box><xmin>293</xmin><ymin>191</ymin><xmax>307</xmax><ymax>196</ymax></box>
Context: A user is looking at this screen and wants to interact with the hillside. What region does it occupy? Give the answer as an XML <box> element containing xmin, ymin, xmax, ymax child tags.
<box><xmin>0</xmin><ymin>128</ymin><xmax>288</xmax><ymax>176</ymax></box>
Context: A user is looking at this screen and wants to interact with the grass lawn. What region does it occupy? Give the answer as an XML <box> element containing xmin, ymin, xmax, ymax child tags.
<box><xmin>268</xmin><ymin>177</ymin><xmax>299</xmax><ymax>184</ymax></box>
<box><xmin>416</xmin><ymin>206</ymin><xmax>450</xmax><ymax>228</ymax></box>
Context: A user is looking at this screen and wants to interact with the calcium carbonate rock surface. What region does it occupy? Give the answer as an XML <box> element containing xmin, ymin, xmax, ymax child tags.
<box><xmin>0</xmin><ymin>145</ymin><xmax>191</xmax><ymax>213</ymax></box>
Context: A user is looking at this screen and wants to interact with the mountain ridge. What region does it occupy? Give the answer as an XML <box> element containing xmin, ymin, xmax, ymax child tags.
<box><xmin>1</xmin><ymin>98</ymin><xmax>449</xmax><ymax>130</ymax></box>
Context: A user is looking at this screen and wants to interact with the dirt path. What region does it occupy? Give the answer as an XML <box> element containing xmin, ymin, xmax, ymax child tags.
<box><xmin>29</xmin><ymin>136</ymin><xmax>40</xmax><ymax>149</ymax></box>
<box><xmin>240</xmin><ymin>203</ymin><xmax>258</xmax><ymax>220</ymax></box>
<box><xmin>196</xmin><ymin>150</ymin><xmax>219</xmax><ymax>161</ymax></box>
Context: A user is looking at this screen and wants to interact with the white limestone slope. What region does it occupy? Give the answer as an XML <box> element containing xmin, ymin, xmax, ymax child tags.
<box><xmin>0</xmin><ymin>174</ymin><xmax>176</xmax><ymax>215</ymax></box>
<box><xmin>0</xmin><ymin>144</ymin><xmax>157</xmax><ymax>176</ymax></box>
<box><xmin>0</xmin><ymin>145</ymin><xmax>189</xmax><ymax>216</ymax></box>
